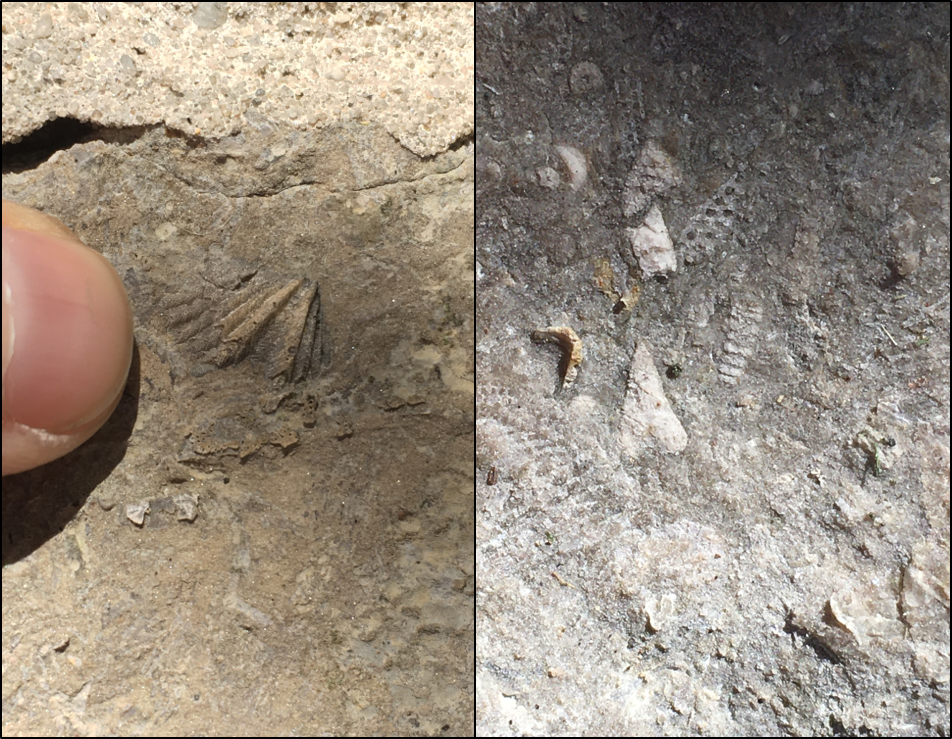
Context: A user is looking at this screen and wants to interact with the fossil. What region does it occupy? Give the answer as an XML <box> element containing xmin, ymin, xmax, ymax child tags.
<box><xmin>531</xmin><ymin>326</ymin><xmax>583</xmax><ymax>389</ymax></box>
<box><xmin>160</xmin><ymin>272</ymin><xmax>329</xmax><ymax>384</ymax></box>
<box><xmin>716</xmin><ymin>291</ymin><xmax>763</xmax><ymax>385</ymax></box>
<box><xmin>676</xmin><ymin>173</ymin><xmax>745</xmax><ymax>262</ymax></box>
<box><xmin>619</xmin><ymin>339</ymin><xmax>687</xmax><ymax>455</ymax></box>
<box><xmin>554</xmin><ymin>144</ymin><xmax>588</xmax><ymax>191</ymax></box>
<box><xmin>569</xmin><ymin>61</ymin><xmax>605</xmax><ymax>95</ymax></box>
<box><xmin>622</xmin><ymin>139</ymin><xmax>681</xmax><ymax>218</ymax></box>
<box><xmin>626</xmin><ymin>205</ymin><xmax>676</xmax><ymax>279</ymax></box>
<box><xmin>122</xmin><ymin>261</ymin><xmax>335</xmax><ymax>467</ymax></box>
<box><xmin>592</xmin><ymin>257</ymin><xmax>618</xmax><ymax>301</ymax></box>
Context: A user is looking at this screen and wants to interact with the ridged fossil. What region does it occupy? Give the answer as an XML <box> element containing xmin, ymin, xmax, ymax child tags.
<box><xmin>716</xmin><ymin>291</ymin><xmax>763</xmax><ymax>385</ymax></box>
<box><xmin>162</xmin><ymin>273</ymin><xmax>329</xmax><ymax>383</ymax></box>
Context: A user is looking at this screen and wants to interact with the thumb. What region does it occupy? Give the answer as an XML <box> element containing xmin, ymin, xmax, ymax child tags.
<box><xmin>2</xmin><ymin>200</ymin><xmax>133</xmax><ymax>476</ymax></box>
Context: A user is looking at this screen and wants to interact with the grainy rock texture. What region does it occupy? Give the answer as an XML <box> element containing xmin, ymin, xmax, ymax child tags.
<box><xmin>477</xmin><ymin>3</ymin><xmax>949</xmax><ymax>736</ymax></box>
<box><xmin>1</xmin><ymin>2</ymin><xmax>474</xmax><ymax>156</ymax></box>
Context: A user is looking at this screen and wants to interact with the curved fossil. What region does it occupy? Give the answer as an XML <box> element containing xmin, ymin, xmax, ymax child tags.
<box><xmin>531</xmin><ymin>326</ymin><xmax>583</xmax><ymax>390</ymax></box>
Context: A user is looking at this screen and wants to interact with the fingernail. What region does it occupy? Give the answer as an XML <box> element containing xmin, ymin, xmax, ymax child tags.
<box><xmin>2</xmin><ymin>226</ymin><xmax>133</xmax><ymax>434</ymax></box>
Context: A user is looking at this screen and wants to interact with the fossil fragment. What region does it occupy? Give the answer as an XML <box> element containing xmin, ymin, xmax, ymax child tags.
<box><xmin>829</xmin><ymin>583</ymin><xmax>905</xmax><ymax>648</ymax></box>
<box><xmin>645</xmin><ymin>593</ymin><xmax>677</xmax><ymax>632</ymax></box>
<box><xmin>619</xmin><ymin>340</ymin><xmax>686</xmax><ymax>455</ymax></box>
<box><xmin>125</xmin><ymin>501</ymin><xmax>150</xmax><ymax>526</ymax></box>
<box><xmin>890</xmin><ymin>215</ymin><xmax>922</xmax><ymax>277</ymax></box>
<box><xmin>536</xmin><ymin>166</ymin><xmax>561</xmax><ymax>189</ymax></box>
<box><xmin>173</xmin><ymin>493</ymin><xmax>199</xmax><ymax>522</ymax></box>
<box><xmin>554</xmin><ymin>144</ymin><xmax>588</xmax><ymax>191</ymax></box>
<box><xmin>613</xmin><ymin>283</ymin><xmax>641</xmax><ymax>314</ymax></box>
<box><xmin>531</xmin><ymin>326</ymin><xmax>583</xmax><ymax>389</ymax></box>
<box><xmin>626</xmin><ymin>205</ymin><xmax>676</xmax><ymax>279</ymax></box>
<box><xmin>569</xmin><ymin>61</ymin><xmax>605</xmax><ymax>95</ymax></box>
<box><xmin>592</xmin><ymin>257</ymin><xmax>618</xmax><ymax>301</ymax></box>
<box><xmin>677</xmin><ymin>173</ymin><xmax>744</xmax><ymax>261</ymax></box>
<box><xmin>622</xmin><ymin>140</ymin><xmax>681</xmax><ymax>218</ymax></box>
<box><xmin>783</xmin><ymin>217</ymin><xmax>823</xmax><ymax>303</ymax></box>
<box><xmin>716</xmin><ymin>291</ymin><xmax>763</xmax><ymax>385</ymax></box>
<box><xmin>215</xmin><ymin>278</ymin><xmax>305</xmax><ymax>368</ymax></box>
<box><xmin>161</xmin><ymin>272</ymin><xmax>328</xmax><ymax>384</ymax></box>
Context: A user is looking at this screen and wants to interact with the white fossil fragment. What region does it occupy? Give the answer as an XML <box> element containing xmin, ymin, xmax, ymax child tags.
<box><xmin>555</xmin><ymin>144</ymin><xmax>588</xmax><ymax>191</ymax></box>
<box><xmin>174</xmin><ymin>493</ymin><xmax>200</xmax><ymax>522</ymax></box>
<box><xmin>626</xmin><ymin>205</ymin><xmax>677</xmax><ymax>279</ymax></box>
<box><xmin>125</xmin><ymin>501</ymin><xmax>150</xmax><ymax>527</ymax></box>
<box><xmin>622</xmin><ymin>140</ymin><xmax>681</xmax><ymax>217</ymax></box>
<box><xmin>645</xmin><ymin>593</ymin><xmax>677</xmax><ymax>632</ymax></box>
<box><xmin>829</xmin><ymin>584</ymin><xmax>904</xmax><ymax>648</ymax></box>
<box><xmin>716</xmin><ymin>292</ymin><xmax>763</xmax><ymax>385</ymax></box>
<box><xmin>619</xmin><ymin>340</ymin><xmax>687</xmax><ymax>455</ymax></box>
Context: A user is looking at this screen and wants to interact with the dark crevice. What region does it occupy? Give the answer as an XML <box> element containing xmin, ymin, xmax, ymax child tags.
<box><xmin>448</xmin><ymin>131</ymin><xmax>474</xmax><ymax>152</ymax></box>
<box><xmin>1</xmin><ymin>117</ymin><xmax>150</xmax><ymax>173</ymax></box>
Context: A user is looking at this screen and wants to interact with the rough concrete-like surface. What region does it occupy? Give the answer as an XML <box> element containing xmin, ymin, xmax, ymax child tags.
<box><xmin>476</xmin><ymin>4</ymin><xmax>949</xmax><ymax>736</ymax></box>
<box><xmin>2</xmin><ymin>2</ymin><xmax>474</xmax><ymax>156</ymax></box>
<box><xmin>2</xmin><ymin>5</ymin><xmax>474</xmax><ymax>737</ymax></box>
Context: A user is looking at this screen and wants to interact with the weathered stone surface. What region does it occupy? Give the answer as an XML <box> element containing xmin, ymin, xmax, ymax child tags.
<box><xmin>0</xmin><ymin>3</ymin><xmax>474</xmax><ymax>157</ymax></box>
<box><xmin>2</xmin><ymin>121</ymin><xmax>474</xmax><ymax>736</ymax></box>
<box><xmin>477</xmin><ymin>4</ymin><xmax>949</xmax><ymax>736</ymax></box>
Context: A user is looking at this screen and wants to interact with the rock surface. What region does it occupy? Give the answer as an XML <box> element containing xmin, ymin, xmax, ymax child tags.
<box><xmin>1</xmin><ymin>3</ymin><xmax>473</xmax><ymax>156</ymax></box>
<box><xmin>476</xmin><ymin>4</ymin><xmax>949</xmax><ymax>736</ymax></box>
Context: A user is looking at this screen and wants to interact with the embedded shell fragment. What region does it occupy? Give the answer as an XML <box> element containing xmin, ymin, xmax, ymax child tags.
<box><xmin>162</xmin><ymin>273</ymin><xmax>328</xmax><ymax>384</ymax></box>
<box><xmin>619</xmin><ymin>340</ymin><xmax>687</xmax><ymax>454</ymax></box>
<box><xmin>531</xmin><ymin>326</ymin><xmax>583</xmax><ymax>389</ymax></box>
<box><xmin>554</xmin><ymin>144</ymin><xmax>588</xmax><ymax>191</ymax></box>
<box><xmin>626</xmin><ymin>204</ymin><xmax>676</xmax><ymax>279</ymax></box>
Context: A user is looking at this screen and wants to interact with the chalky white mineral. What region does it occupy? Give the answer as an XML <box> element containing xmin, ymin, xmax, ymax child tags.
<box><xmin>619</xmin><ymin>340</ymin><xmax>687</xmax><ymax>454</ymax></box>
<box><xmin>626</xmin><ymin>205</ymin><xmax>677</xmax><ymax>279</ymax></box>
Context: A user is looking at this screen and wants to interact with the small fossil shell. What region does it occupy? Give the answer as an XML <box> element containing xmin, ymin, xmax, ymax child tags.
<box><xmin>531</xmin><ymin>326</ymin><xmax>583</xmax><ymax>389</ymax></box>
<box><xmin>125</xmin><ymin>501</ymin><xmax>150</xmax><ymax>526</ymax></box>
<box><xmin>554</xmin><ymin>144</ymin><xmax>588</xmax><ymax>191</ymax></box>
<box><xmin>716</xmin><ymin>291</ymin><xmax>763</xmax><ymax>385</ymax></box>
<box><xmin>173</xmin><ymin>493</ymin><xmax>199</xmax><ymax>522</ymax></box>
